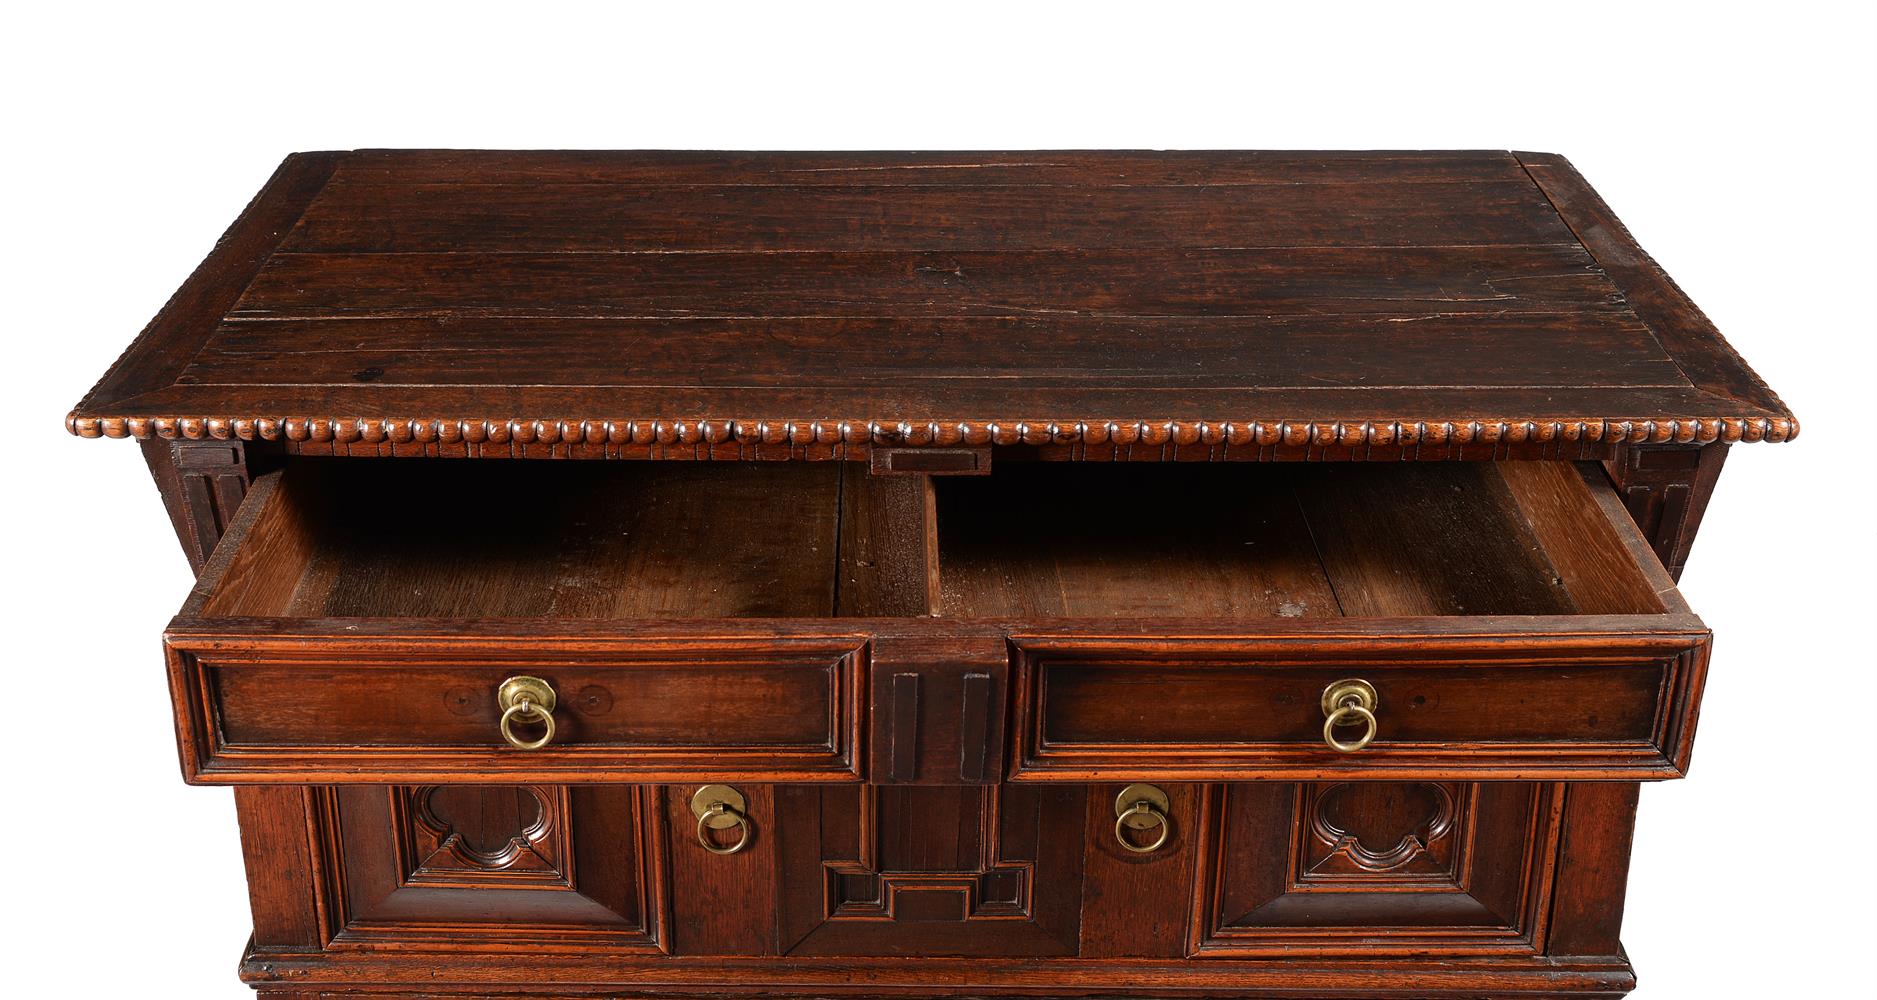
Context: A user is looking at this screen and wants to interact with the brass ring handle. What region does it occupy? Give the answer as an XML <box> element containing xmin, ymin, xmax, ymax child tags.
<box><xmin>496</xmin><ymin>676</ymin><xmax>557</xmax><ymax>750</ymax></box>
<box><xmin>695</xmin><ymin>802</ymin><xmax>753</xmax><ymax>855</ymax></box>
<box><xmin>1112</xmin><ymin>783</ymin><xmax>1172</xmax><ymax>855</ymax></box>
<box><xmin>690</xmin><ymin>785</ymin><xmax>752</xmax><ymax>856</ymax></box>
<box><xmin>1320</xmin><ymin>678</ymin><xmax>1378</xmax><ymax>753</ymax></box>
<box><xmin>1114</xmin><ymin>800</ymin><xmax>1171</xmax><ymax>854</ymax></box>
<box><xmin>1322</xmin><ymin>702</ymin><xmax>1377</xmax><ymax>752</ymax></box>
<box><xmin>499</xmin><ymin>699</ymin><xmax>555</xmax><ymax>750</ymax></box>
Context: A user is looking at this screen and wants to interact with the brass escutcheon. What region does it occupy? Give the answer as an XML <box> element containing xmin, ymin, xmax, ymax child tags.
<box><xmin>1320</xmin><ymin>678</ymin><xmax>1379</xmax><ymax>753</ymax></box>
<box><xmin>496</xmin><ymin>675</ymin><xmax>557</xmax><ymax>750</ymax></box>
<box><xmin>1113</xmin><ymin>783</ymin><xmax>1172</xmax><ymax>854</ymax></box>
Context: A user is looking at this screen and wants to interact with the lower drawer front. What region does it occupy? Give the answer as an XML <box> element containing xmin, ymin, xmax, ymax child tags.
<box><xmin>284</xmin><ymin>779</ymin><xmax>1620</xmax><ymax>960</ymax></box>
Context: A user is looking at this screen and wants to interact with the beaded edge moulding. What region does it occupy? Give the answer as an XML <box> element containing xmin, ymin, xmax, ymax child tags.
<box><xmin>66</xmin><ymin>414</ymin><xmax>1798</xmax><ymax>447</ymax></box>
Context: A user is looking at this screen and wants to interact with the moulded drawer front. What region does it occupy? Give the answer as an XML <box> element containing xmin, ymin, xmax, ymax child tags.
<box><xmin>1009</xmin><ymin>631</ymin><xmax>1710</xmax><ymax>781</ymax></box>
<box><xmin>164</xmin><ymin>631</ymin><xmax>867</xmax><ymax>784</ymax></box>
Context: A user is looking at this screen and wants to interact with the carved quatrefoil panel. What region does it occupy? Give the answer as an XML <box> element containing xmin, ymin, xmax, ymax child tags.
<box><xmin>1294</xmin><ymin>782</ymin><xmax>1473</xmax><ymax>889</ymax></box>
<box><xmin>395</xmin><ymin>785</ymin><xmax>572</xmax><ymax>889</ymax></box>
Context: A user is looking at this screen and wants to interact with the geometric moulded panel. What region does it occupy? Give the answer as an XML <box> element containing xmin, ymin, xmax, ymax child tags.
<box><xmin>776</xmin><ymin>783</ymin><xmax>1086</xmax><ymax>957</ymax></box>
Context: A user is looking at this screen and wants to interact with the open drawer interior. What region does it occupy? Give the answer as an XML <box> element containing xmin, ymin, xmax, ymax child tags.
<box><xmin>937</xmin><ymin>460</ymin><xmax>1676</xmax><ymax>619</ymax></box>
<box><xmin>195</xmin><ymin>460</ymin><xmax>863</xmax><ymax>620</ymax></box>
<box><xmin>193</xmin><ymin>458</ymin><xmax>1679</xmax><ymax>622</ymax></box>
<box><xmin>170</xmin><ymin>456</ymin><xmax>1707</xmax><ymax>785</ymax></box>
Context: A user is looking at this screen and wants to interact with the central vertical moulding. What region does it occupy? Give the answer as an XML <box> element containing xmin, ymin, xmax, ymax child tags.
<box><xmin>835</xmin><ymin>463</ymin><xmax>942</xmax><ymax>618</ymax></box>
<box><xmin>839</xmin><ymin>462</ymin><xmax>1014</xmax><ymax>787</ymax></box>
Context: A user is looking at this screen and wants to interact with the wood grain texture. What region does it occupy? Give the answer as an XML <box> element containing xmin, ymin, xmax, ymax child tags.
<box><xmin>198</xmin><ymin>461</ymin><xmax>845</xmax><ymax>619</ymax></box>
<box><xmin>837</xmin><ymin>469</ymin><xmax>938</xmax><ymax>617</ymax></box>
<box><xmin>937</xmin><ymin>463</ymin><xmax>1341</xmax><ymax>619</ymax></box>
<box><xmin>235</xmin><ymin>786</ymin><xmax>324</xmax><ymax>950</ymax></box>
<box><xmin>1496</xmin><ymin>460</ymin><xmax>1675</xmax><ymax>615</ymax></box>
<box><xmin>68</xmin><ymin>150</ymin><xmax>1793</xmax><ymax>449</ymax></box>
<box><xmin>1292</xmin><ymin>462</ymin><xmax>1578</xmax><ymax>616</ymax></box>
<box><xmin>71</xmin><ymin>152</ymin><xmax>341</xmax><ymax>418</ymax></box>
<box><xmin>1544</xmin><ymin>782</ymin><xmax>1641</xmax><ymax>958</ymax></box>
<box><xmin>1076</xmin><ymin>782</ymin><xmax>1201</xmax><ymax>958</ymax></box>
<box><xmin>1517</xmin><ymin>153</ymin><xmax>1790</xmax><ymax>420</ymax></box>
<box><xmin>662</xmin><ymin>785</ymin><xmax>778</xmax><ymax>956</ymax></box>
<box><xmin>939</xmin><ymin>460</ymin><xmax>1668</xmax><ymax>621</ymax></box>
<box><xmin>277</xmin><ymin>176</ymin><xmax>1576</xmax><ymax>252</ymax></box>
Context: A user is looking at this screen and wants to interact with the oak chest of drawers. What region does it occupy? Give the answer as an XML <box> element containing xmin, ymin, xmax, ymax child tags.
<box><xmin>69</xmin><ymin>150</ymin><xmax>1795</xmax><ymax>998</ymax></box>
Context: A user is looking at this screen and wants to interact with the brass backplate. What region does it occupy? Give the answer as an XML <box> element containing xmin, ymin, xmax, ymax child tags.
<box><xmin>1115</xmin><ymin>783</ymin><xmax>1170</xmax><ymax>829</ymax></box>
<box><xmin>691</xmin><ymin>784</ymin><xmax>748</xmax><ymax>829</ymax></box>
<box><xmin>497</xmin><ymin>675</ymin><xmax>557</xmax><ymax>714</ymax></box>
<box><xmin>1321</xmin><ymin>678</ymin><xmax>1378</xmax><ymax>716</ymax></box>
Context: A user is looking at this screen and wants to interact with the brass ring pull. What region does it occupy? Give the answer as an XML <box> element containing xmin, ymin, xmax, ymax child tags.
<box><xmin>1321</xmin><ymin>678</ymin><xmax>1378</xmax><ymax>753</ymax></box>
<box><xmin>695</xmin><ymin>802</ymin><xmax>752</xmax><ymax>855</ymax></box>
<box><xmin>499</xmin><ymin>699</ymin><xmax>555</xmax><ymax>750</ymax></box>
<box><xmin>1322</xmin><ymin>703</ymin><xmax>1377</xmax><ymax>752</ymax></box>
<box><xmin>1113</xmin><ymin>783</ymin><xmax>1172</xmax><ymax>854</ymax></box>
<box><xmin>691</xmin><ymin>785</ymin><xmax>752</xmax><ymax>856</ymax></box>
<box><xmin>1115</xmin><ymin>801</ymin><xmax>1170</xmax><ymax>853</ymax></box>
<box><xmin>496</xmin><ymin>676</ymin><xmax>557</xmax><ymax>750</ymax></box>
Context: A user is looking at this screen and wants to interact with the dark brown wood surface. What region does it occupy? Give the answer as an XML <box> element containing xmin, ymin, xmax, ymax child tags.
<box><xmin>68</xmin><ymin>150</ymin><xmax>1793</xmax><ymax>453</ymax></box>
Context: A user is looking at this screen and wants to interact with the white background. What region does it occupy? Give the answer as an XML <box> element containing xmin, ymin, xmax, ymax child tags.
<box><xmin>4</xmin><ymin>3</ymin><xmax>1873</xmax><ymax>996</ymax></box>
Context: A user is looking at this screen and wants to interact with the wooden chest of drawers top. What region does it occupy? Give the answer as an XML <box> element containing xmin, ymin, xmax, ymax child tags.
<box><xmin>68</xmin><ymin>149</ymin><xmax>1793</xmax><ymax>459</ymax></box>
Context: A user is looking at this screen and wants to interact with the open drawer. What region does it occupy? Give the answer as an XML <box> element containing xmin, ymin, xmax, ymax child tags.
<box><xmin>165</xmin><ymin>461</ymin><xmax>879</xmax><ymax>784</ymax></box>
<box><xmin>165</xmin><ymin>457</ymin><xmax>1708</xmax><ymax>784</ymax></box>
<box><xmin>937</xmin><ymin>461</ymin><xmax>1709</xmax><ymax>782</ymax></box>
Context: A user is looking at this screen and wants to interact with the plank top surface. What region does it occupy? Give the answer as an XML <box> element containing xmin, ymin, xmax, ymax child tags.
<box><xmin>68</xmin><ymin>150</ymin><xmax>1794</xmax><ymax>451</ymax></box>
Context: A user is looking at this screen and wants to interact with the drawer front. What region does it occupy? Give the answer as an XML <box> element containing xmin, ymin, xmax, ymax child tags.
<box><xmin>1010</xmin><ymin>630</ymin><xmax>1710</xmax><ymax>781</ymax></box>
<box><xmin>165</xmin><ymin>630</ymin><xmax>866</xmax><ymax>783</ymax></box>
